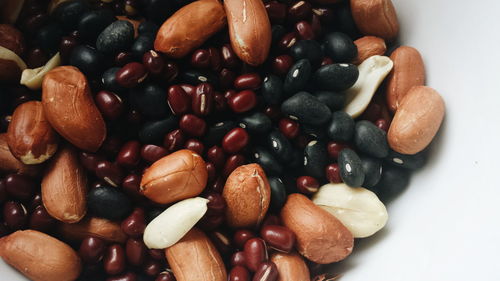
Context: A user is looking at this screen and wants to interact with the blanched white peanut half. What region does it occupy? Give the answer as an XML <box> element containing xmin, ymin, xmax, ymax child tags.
<box><xmin>312</xmin><ymin>183</ymin><xmax>388</xmax><ymax>238</ymax></box>
<box><xmin>343</xmin><ymin>55</ymin><xmax>393</xmax><ymax>118</ymax></box>
<box><xmin>21</xmin><ymin>52</ymin><xmax>61</xmax><ymax>90</ymax></box>
<box><xmin>143</xmin><ymin>197</ymin><xmax>208</xmax><ymax>249</ymax></box>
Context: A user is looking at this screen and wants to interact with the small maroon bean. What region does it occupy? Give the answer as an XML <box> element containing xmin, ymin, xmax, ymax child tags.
<box><xmin>288</xmin><ymin>1</ymin><xmax>312</xmax><ymax>23</ymax></box>
<box><xmin>163</xmin><ymin>129</ymin><xmax>186</xmax><ymax>152</ymax></box>
<box><xmin>295</xmin><ymin>20</ymin><xmax>315</xmax><ymax>40</ymax></box>
<box><xmin>260</xmin><ymin>225</ymin><xmax>296</xmax><ymax>253</ymax></box>
<box><xmin>261</xmin><ymin>214</ymin><xmax>281</xmax><ymax>227</ymax></box>
<box><xmin>100</xmin><ymin>135</ymin><xmax>123</xmax><ymax>158</ymax></box>
<box><xmin>59</xmin><ymin>36</ymin><xmax>78</xmax><ymax>62</ymax></box>
<box><xmin>0</xmin><ymin>180</ymin><xmax>6</xmax><ymax>204</ymax></box>
<box><xmin>179</xmin><ymin>84</ymin><xmax>196</xmax><ymax>97</ymax></box>
<box><xmin>278</xmin><ymin>32</ymin><xmax>298</xmax><ymax>52</ymax></box>
<box><xmin>295</xmin><ymin>134</ymin><xmax>313</xmax><ymax>149</ymax></box>
<box><xmin>206</xmin><ymin>146</ymin><xmax>226</xmax><ymax>170</ymax></box>
<box><xmin>116</xmin><ymin>62</ymin><xmax>148</xmax><ymax>88</ymax></box>
<box><xmin>155</xmin><ymin>271</ymin><xmax>175</xmax><ymax>281</ymax></box>
<box><xmin>222</xmin><ymin>128</ymin><xmax>249</xmax><ymax>154</ymax></box>
<box><xmin>219</xmin><ymin>68</ymin><xmax>237</xmax><ymax>90</ymax></box>
<box><xmin>29</xmin><ymin>193</ymin><xmax>42</xmax><ymax>212</ymax></box>
<box><xmin>149</xmin><ymin>249</ymin><xmax>165</xmax><ymax>261</ymax></box>
<box><xmin>126</xmin><ymin>238</ymin><xmax>147</xmax><ymax>266</ymax></box>
<box><xmin>244</xmin><ymin>238</ymin><xmax>268</xmax><ymax>272</ymax></box>
<box><xmin>234</xmin><ymin>73</ymin><xmax>262</xmax><ymax>90</ymax></box>
<box><xmin>106</xmin><ymin>272</ymin><xmax>137</xmax><ymax>281</ymax></box>
<box><xmin>191</xmin><ymin>49</ymin><xmax>211</xmax><ymax>69</ymax></box>
<box><xmin>229</xmin><ymin>265</ymin><xmax>250</xmax><ymax>281</ymax></box>
<box><xmin>326</xmin><ymin>163</ymin><xmax>342</xmax><ymax>184</ymax></box>
<box><xmin>198</xmin><ymin>213</ymin><xmax>224</xmax><ymax>230</ymax></box>
<box><xmin>265</xmin><ymin>1</ymin><xmax>287</xmax><ymax>24</ymax></box>
<box><xmin>122</xmin><ymin>174</ymin><xmax>142</xmax><ymax>198</ymax></box>
<box><xmin>206</xmin><ymin>162</ymin><xmax>217</xmax><ymax>183</ymax></box>
<box><xmin>312</xmin><ymin>7</ymin><xmax>334</xmax><ymax>25</ymax></box>
<box><xmin>359</xmin><ymin>102</ymin><xmax>382</xmax><ymax>122</ymax></box>
<box><xmin>95</xmin><ymin>90</ymin><xmax>124</xmax><ymax>121</ymax></box>
<box><xmin>79</xmin><ymin>236</ymin><xmax>106</xmax><ymax>264</ymax></box>
<box><xmin>230</xmin><ymin>251</ymin><xmax>247</xmax><ymax>267</ymax></box>
<box><xmin>327</xmin><ymin>142</ymin><xmax>351</xmax><ymax>160</ymax></box>
<box><xmin>375</xmin><ymin>118</ymin><xmax>390</xmax><ymax>132</ymax></box>
<box><xmin>321</xmin><ymin>57</ymin><xmax>334</xmax><ymax>66</ymax></box>
<box><xmin>205</xmin><ymin>192</ymin><xmax>226</xmax><ymax>216</ymax></box>
<box><xmin>192</xmin><ymin>83</ymin><xmax>214</xmax><ymax>116</ymax></box>
<box><xmin>296</xmin><ymin>176</ymin><xmax>319</xmax><ymax>195</ymax></box>
<box><xmin>121</xmin><ymin>207</ymin><xmax>146</xmax><ymax>238</ymax></box>
<box><xmin>25</xmin><ymin>47</ymin><xmax>48</xmax><ymax>68</ymax></box>
<box><xmin>115</xmin><ymin>51</ymin><xmax>134</xmax><ymax>67</ymax></box>
<box><xmin>179</xmin><ymin>114</ymin><xmax>207</xmax><ymax>137</ymax></box>
<box><xmin>221</xmin><ymin>44</ymin><xmax>241</xmax><ymax>69</ymax></box>
<box><xmin>263</xmin><ymin>106</ymin><xmax>282</xmax><ymax>121</ymax></box>
<box><xmin>209</xmin><ymin>176</ymin><xmax>225</xmax><ymax>193</ymax></box>
<box><xmin>272</xmin><ymin>55</ymin><xmax>294</xmax><ymax>76</ymax></box>
<box><xmin>5</xmin><ymin>174</ymin><xmax>36</xmax><ymax>201</ymax></box>
<box><xmin>252</xmin><ymin>261</ymin><xmax>278</xmax><ymax>281</ymax></box>
<box><xmin>3</xmin><ymin>201</ymin><xmax>27</xmax><ymax>230</ymax></box>
<box><xmin>208</xmin><ymin>47</ymin><xmax>222</xmax><ymax>71</ymax></box>
<box><xmin>104</xmin><ymin>244</ymin><xmax>127</xmax><ymax>275</ymax></box>
<box><xmin>167</xmin><ymin>85</ymin><xmax>191</xmax><ymax>115</ymax></box>
<box><xmin>29</xmin><ymin>205</ymin><xmax>55</xmax><ymax>232</ymax></box>
<box><xmin>213</xmin><ymin>92</ymin><xmax>228</xmax><ymax>112</ymax></box>
<box><xmin>311</xmin><ymin>14</ymin><xmax>322</xmax><ymax>38</ymax></box>
<box><xmin>233</xmin><ymin>230</ymin><xmax>256</xmax><ymax>249</ymax></box>
<box><xmin>22</xmin><ymin>13</ymin><xmax>49</xmax><ymax>36</ymax></box>
<box><xmin>208</xmin><ymin>230</ymin><xmax>232</xmax><ymax>256</ymax></box>
<box><xmin>143</xmin><ymin>259</ymin><xmax>162</xmax><ymax>276</ymax></box>
<box><xmin>96</xmin><ymin>161</ymin><xmax>125</xmax><ymax>187</ymax></box>
<box><xmin>163</xmin><ymin>61</ymin><xmax>179</xmax><ymax>83</ymax></box>
<box><xmin>228</xmin><ymin>90</ymin><xmax>257</xmax><ymax>113</ymax></box>
<box><xmin>279</xmin><ymin>118</ymin><xmax>300</xmax><ymax>139</ymax></box>
<box><xmin>184</xmin><ymin>139</ymin><xmax>205</xmax><ymax>155</ymax></box>
<box><xmin>143</xmin><ymin>50</ymin><xmax>164</xmax><ymax>75</ymax></box>
<box><xmin>224</xmin><ymin>89</ymin><xmax>237</xmax><ymax>100</ymax></box>
<box><xmin>117</xmin><ymin>140</ymin><xmax>141</xmax><ymax>169</ymax></box>
<box><xmin>223</xmin><ymin>154</ymin><xmax>246</xmax><ymax>178</ymax></box>
<box><xmin>141</xmin><ymin>144</ymin><xmax>168</xmax><ymax>163</ymax></box>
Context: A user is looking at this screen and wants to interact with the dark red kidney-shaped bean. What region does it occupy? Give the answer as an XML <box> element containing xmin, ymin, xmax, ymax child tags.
<box><xmin>104</xmin><ymin>244</ymin><xmax>127</xmax><ymax>275</ymax></box>
<box><xmin>192</xmin><ymin>83</ymin><xmax>214</xmax><ymax>116</ymax></box>
<box><xmin>244</xmin><ymin>238</ymin><xmax>268</xmax><ymax>272</ymax></box>
<box><xmin>143</xmin><ymin>259</ymin><xmax>162</xmax><ymax>276</ymax></box>
<box><xmin>141</xmin><ymin>144</ymin><xmax>168</xmax><ymax>163</ymax></box>
<box><xmin>272</xmin><ymin>55</ymin><xmax>294</xmax><ymax>76</ymax></box>
<box><xmin>231</xmin><ymin>251</ymin><xmax>247</xmax><ymax>267</ymax></box>
<box><xmin>288</xmin><ymin>1</ymin><xmax>312</xmax><ymax>22</ymax></box>
<box><xmin>208</xmin><ymin>230</ymin><xmax>232</xmax><ymax>256</ymax></box>
<box><xmin>191</xmin><ymin>49</ymin><xmax>210</xmax><ymax>69</ymax></box>
<box><xmin>327</xmin><ymin>141</ymin><xmax>351</xmax><ymax>160</ymax></box>
<box><xmin>179</xmin><ymin>84</ymin><xmax>196</xmax><ymax>97</ymax></box>
<box><xmin>206</xmin><ymin>162</ymin><xmax>216</xmax><ymax>183</ymax></box>
<box><xmin>223</xmin><ymin>154</ymin><xmax>246</xmax><ymax>178</ymax></box>
<box><xmin>214</xmin><ymin>92</ymin><xmax>228</xmax><ymax>112</ymax></box>
<box><xmin>224</xmin><ymin>90</ymin><xmax>237</xmax><ymax>100</ymax></box>
<box><xmin>205</xmin><ymin>192</ymin><xmax>226</xmax><ymax>216</ymax></box>
<box><xmin>265</xmin><ymin>1</ymin><xmax>287</xmax><ymax>24</ymax></box>
<box><xmin>126</xmin><ymin>238</ymin><xmax>147</xmax><ymax>266</ymax></box>
<box><xmin>221</xmin><ymin>44</ymin><xmax>240</xmax><ymax>69</ymax></box>
<box><xmin>252</xmin><ymin>261</ymin><xmax>278</xmax><ymax>281</ymax></box>
<box><xmin>121</xmin><ymin>207</ymin><xmax>146</xmax><ymax>238</ymax></box>
<box><xmin>296</xmin><ymin>176</ymin><xmax>319</xmax><ymax>195</ymax></box>
<box><xmin>3</xmin><ymin>201</ymin><xmax>27</xmax><ymax>230</ymax></box>
<box><xmin>79</xmin><ymin>236</ymin><xmax>106</xmax><ymax>264</ymax></box>
<box><xmin>95</xmin><ymin>90</ymin><xmax>124</xmax><ymax>121</ymax></box>
<box><xmin>179</xmin><ymin>114</ymin><xmax>206</xmax><ymax>137</ymax></box>
<box><xmin>29</xmin><ymin>205</ymin><xmax>55</xmax><ymax>232</ymax></box>
<box><xmin>5</xmin><ymin>174</ymin><xmax>36</xmax><ymax>202</ymax></box>
<box><xmin>0</xmin><ymin>180</ymin><xmax>6</xmax><ymax>204</ymax></box>
<box><xmin>220</xmin><ymin>68</ymin><xmax>237</xmax><ymax>90</ymax></box>
<box><xmin>278</xmin><ymin>118</ymin><xmax>300</xmax><ymax>139</ymax></box>
<box><xmin>321</xmin><ymin>56</ymin><xmax>334</xmax><ymax>66</ymax></box>
<box><xmin>155</xmin><ymin>271</ymin><xmax>175</xmax><ymax>281</ymax></box>
<box><xmin>375</xmin><ymin>118</ymin><xmax>390</xmax><ymax>132</ymax></box>
<box><xmin>59</xmin><ymin>36</ymin><xmax>78</xmax><ymax>61</ymax></box>
<box><xmin>106</xmin><ymin>272</ymin><xmax>137</xmax><ymax>281</ymax></box>
<box><xmin>100</xmin><ymin>135</ymin><xmax>123</xmax><ymax>158</ymax></box>
<box><xmin>149</xmin><ymin>249</ymin><xmax>165</xmax><ymax>261</ymax></box>
<box><xmin>261</xmin><ymin>214</ymin><xmax>281</xmax><ymax>227</ymax></box>
<box><xmin>117</xmin><ymin>140</ymin><xmax>141</xmax><ymax>169</ymax></box>
<box><xmin>29</xmin><ymin>194</ymin><xmax>42</xmax><ymax>212</ymax></box>
<box><xmin>233</xmin><ymin>230</ymin><xmax>255</xmax><ymax>250</ymax></box>
<box><xmin>229</xmin><ymin>265</ymin><xmax>250</xmax><ymax>281</ymax></box>
<box><xmin>260</xmin><ymin>225</ymin><xmax>296</xmax><ymax>253</ymax></box>
<box><xmin>184</xmin><ymin>139</ymin><xmax>205</xmax><ymax>155</ymax></box>
<box><xmin>206</xmin><ymin>146</ymin><xmax>226</xmax><ymax>170</ymax></box>
<box><xmin>234</xmin><ymin>73</ymin><xmax>262</xmax><ymax>90</ymax></box>
<box><xmin>313</xmin><ymin>7</ymin><xmax>334</xmax><ymax>24</ymax></box>
<box><xmin>143</xmin><ymin>50</ymin><xmax>164</xmax><ymax>75</ymax></box>
<box><xmin>326</xmin><ymin>163</ymin><xmax>342</xmax><ymax>184</ymax></box>
<box><xmin>209</xmin><ymin>176</ymin><xmax>225</xmax><ymax>193</ymax></box>
<box><xmin>168</xmin><ymin>85</ymin><xmax>191</xmax><ymax>115</ymax></box>
<box><xmin>222</xmin><ymin>128</ymin><xmax>249</xmax><ymax>154</ymax></box>
<box><xmin>163</xmin><ymin>129</ymin><xmax>185</xmax><ymax>152</ymax></box>
<box><xmin>208</xmin><ymin>47</ymin><xmax>222</xmax><ymax>71</ymax></box>
<box><xmin>198</xmin><ymin>213</ymin><xmax>224</xmax><ymax>231</ymax></box>
<box><xmin>116</xmin><ymin>62</ymin><xmax>148</xmax><ymax>88</ymax></box>
<box><xmin>163</xmin><ymin>61</ymin><xmax>179</xmax><ymax>83</ymax></box>
<box><xmin>359</xmin><ymin>102</ymin><xmax>382</xmax><ymax>122</ymax></box>
<box><xmin>263</xmin><ymin>106</ymin><xmax>282</xmax><ymax>121</ymax></box>
<box><xmin>295</xmin><ymin>20</ymin><xmax>315</xmax><ymax>40</ymax></box>
<box><xmin>278</xmin><ymin>32</ymin><xmax>298</xmax><ymax>52</ymax></box>
<box><xmin>122</xmin><ymin>174</ymin><xmax>142</xmax><ymax>198</ymax></box>
<box><xmin>228</xmin><ymin>90</ymin><xmax>257</xmax><ymax>113</ymax></box>
<box><xmin>95</xmin><ymin>161</ymin><xmax>125</xmax><ymax>187</ymax></box>
<box><xmin>115</xmin><ymin>51</ymin><xmax>134</xmax><ymax>67</ymax></box>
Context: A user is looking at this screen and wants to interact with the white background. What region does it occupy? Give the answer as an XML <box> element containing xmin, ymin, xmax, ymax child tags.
<box><xmin>2</xmin><ymin>0</ymin><xmax>500</xmax><ymax>280</ymax></box>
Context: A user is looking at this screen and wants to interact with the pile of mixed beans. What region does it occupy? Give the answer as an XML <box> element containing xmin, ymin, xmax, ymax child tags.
<box><xmin>0</xmin><ymin>0</ymin><xmax>445</xmax><ymax>280</ymax></box>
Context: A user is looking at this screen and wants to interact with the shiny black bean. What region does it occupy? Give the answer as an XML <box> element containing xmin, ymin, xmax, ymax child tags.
<box><xmin>313</xmin><ymin>91</ymin><xmax>346</xmax><ymax>111</ymax></box>
<box><xmin>268</xmin><ymin>177</ymin><xmax>286</xmax><ymax>210</ymax></box>
<box><xmin>338</xmin><ymin>148</ymin><xmax>365</xmax><ymax>187</ymax></box>
<box><xmin>301</xmin><ymin>124</ymin><xmax>327</xmax><ymax>140</ymax></box>
<box><xmin>251</xmin><ymin>147</ymin><xmax>283</xmax><ymax>176</ymax></box>
<box><xmin>327</xmin><ymin>111</ymin><xmax>355</xmax><ymax>142</ymax></box>
<box><xmin>53</xmin><ymin>0</ymin><xmax>90</xmax><ymax>31</ymax></box>
<box><xmin>146</xmin><ymin>208</ymin><xmax>164</xmax><ymax>223</ymax></box>
<box><xmin>181</xmin><ymin>70</ymin><xmax>218</xmax><ymax>86</ymax></box>
<box><xmin>36</xmin><ymin>23</ymin><xmax>64</xmax><ymax>54</ymax></box>
<box><xmin>88</xmin><ymin>186</ymin><xmax>132</xmax><ymax>220</ymax></box>
<box><xmin>266</xmin><ymin>130</ymin><xmax>293</xmax><ymax>163</ymax></box>
<box><xmin>281</xmin><ymin>92</ymin><xmax>331</xmax><ymax>126</ymax></box>
<box><xmin>333</xmin><ymin>3</ymin><xmax>360</xmax><ymax>38</ymax></box>
<box><xmin>283</xmin><ymin>59</ymin><xmax>311</xmax><ymax>95</ymax></box>
<box><xmin>97</xmin><ymin>20</ymin><xmax>135</xmax><ymax>54</ymax></box>
<box><xmin>354</xmin><ymin>120</ymin><xmax>389</xmax><ymax>158</ymax></box>
<box><xmin>312</xmin><ymin>63</ymin><xmax>359</xmax><ymax>92</ymax></box>
<box><xmin>239</xmin><ymin>112</ymin><xmax>272</xmax><ymax>135</ymax></box>
<box><xmin>374</xmin><ymin>165</ymin><xmax>411</xmax><ymax>200</ymax></box>
<box><xmin>261</xmin><ymin>74</ymin><xmax>284</xmax><ymax>105</ymax></box>
<box><xmin>304</xmin><ymin>140</ymin><xmax>328</xmax><ymax>178</ymax></box>
<box><xmin>131</xmin><ymin>34</ymin><xmax>155</xmax><ymax>58</ymax></box>
<box><xmin>287</xmin><ymin>149</ymin><xmax>303</xmax><ymax>170</ymax></box>
<box><xmin>290</xmin><ymin>40</ymin><xmax>323</xmax><ymax>66</ymax></box>
<box><xmin>203</xmin><ymin>121</ymin><xmax>236</xmax><ymax>147</ymax></box>
<box><xmin>129</xmin><ymin>83</ymin><xmax>169</xmax><ymax>118</ymax></box>
<box><xmin>139</xmin><ymin>116</ymin><xmax>177</xmax><ymax>144</ymax></box>
<box><xmin>271</xmin><ymin>25</ymin><xmax>287</xmax><ymax>48</ymax></box>
<box><xmin>138</xmin><ymin>21</ymin><xmax>159</xmax><ymax>35</ymax></box>
<box><xmin>360</xmin><ymin>155</ymin><xmax>382</xmax><ymax>188</ymax></box>
<box><xmin>323</xmin><ymin>32</ymin><xmax>358</xmax><ymax>63</ymax></box>
<box><xmin>384</xmin><ymin>149</ymin><xmax>426</xmax><ymax>170</ymax></box>
<box><xmin>70</xmin><ymin>45</ymin><xmax>105</xmax><ymax>76</ymax></box>
<box><xmin>102</xmin><ymin>67</ymin><xmax>123</xmax><ymax>93</ymax></box>
<box><xmin>78</xmin><ymin>9</ymin><xmax>116</xmax><ymax>43</ymax></box>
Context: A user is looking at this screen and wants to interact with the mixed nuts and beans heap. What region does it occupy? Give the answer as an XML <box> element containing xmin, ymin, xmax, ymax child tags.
<box><xmin>0</xmin><ymin>0</ymin><xmax>445</xmax><ymax>280</ymax></box>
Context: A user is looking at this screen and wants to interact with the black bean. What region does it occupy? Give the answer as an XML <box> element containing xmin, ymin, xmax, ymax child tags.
<box><xmin>78</xmin><ymin>9</ymin><xmax>116</xmax><ymax>43</ymax></box>
<box><xmin>181</xmin><ymin>70</ymin><xmax>218</xmax><ymax>86</ymax></box>
<box><xmin>138</xmin><ymin>21</ymin><xmax>159</xmax><ymax>35</ymax></box>
<box><xmin>281</xmin><ymin>92</ymin><xmax>331</xmax><ymax>126</ymax></box>
<box><xmin>290</xmin><ymin>40</ymin><xmax>323</xmax><ymax>66</ymax></box>
<box><xmin>139</xmin><ymin>116</ymin><xmax>177</xmax><ymax>144</ymax></box>
<box><xmin>87</xmin><ymin>186</ymin><xmax>132</xmax><ymax>220</ymax></box>
<box><xmin>144</xmin><ymin>0</ymin><xmax>175</xmax><ymax>25</ymax></box>
<box><xmin>271</xmin><ymin>25</ymin><xmax>287</xmax><ymax>49</ymax></box>
<box><xmin>102</xmin><ymin>67</ymin><xmax>122</xmax><ymax>93</ymax></box>
<box><xmin>384</xmin><ymin>149</ymin><xmax>426</xmax><ymax>170</ymax></box>
<box><xmin>261</xmin><ymin>74</ymin><xmax>284</xmax><ymax>105</ymax></box>
<box><xmin>354</xmin><ymin>120</ymin><xmax>389</xmax><ymax>158</ymax></box>
<box><xmin>301</xmin><ymin>124</ymin><xmax>327</xmax><ymax>140</ymax></box>
<box><xmin>96</xmin><ymin>20</ymin><xmax>135</xmax><ymax>54</ymax></box>
<box><xmin>338</xmin><ymin>148</ymin><xmax>365</xmax><ymax>187</ymax></box>
<box><xmin>332</xmin><ymin>3</ymin><xmax>360</xmax><ymax>38</ymax></box>
<box><xmin>287</xmin><ymin>149</ymin><xmax>303</xmax><ymax>170</ymax></box>
<box><xmin>53</xmin><ymin>0</ymin><xmax>90</xmax><ymax>31</ymax></box>
<box><xmin>69</xmin><ymin>45</ymin><xmax>105</xmax><ymax>76</ymax></box>
<box><xmin>238</xmin><ymin>112</ymin><xmax>272</xmax><ymax>135</ymax></box>
<box><xmin>268</xmin><ymin>177</ymin><xmax>286</xmax><ymax>210</ymax></box>
<box><xmin>323</xmin><ymin>32</ymin><xmax>358</xmax><ymax>63</ymax></box>
<box><xmin>266</xmin><ymin>130</ymin><xmax>293</xmax><ymax>163</ymax></box>
<box><xmin>327</xmin><ymin>111</ymin><xmax>355</xmax><ymax>142</ymax></box>
<box><xmin>313</xmin><ymin>91</ymin><xmax>346</xmax><ymax>111</ymax></box>
<box><xmin>283</xmin><ymin>59</ymin><xmax>311</xmax><ymax>95</ymax></box>
<box><xmin>303</xmin><ymin>140</ymin><xmax>328</xmax><ymax>178</ymax></box>
<box><xmin>129</xmin><ymin>83</ymin><xmax>169</xmax><ymax>118</ymax></box>
<box><xmin>203</xmin><ymin>121</ymin><xmax>236</xmax><ymax>147</ymax></box>
<box><xmin>312</xmin><ymin>63</ymin><xmax>359</xmax><ymax>92</ymax></box>
<box><xmin>360</xmin><ymin>155</ymin><xmax>382</xmax><ymax>188</ymax></box>
<box><xmin>251</xmin><ymin>147</ymin><xmax>283</xmax><ymax>176</ymax></box>
<box><xmin>36</xmin><ymin>23</ymin><xmax>64</xmax><ymax>55</ymax></box>
<box><xmin>375</xmin><ymin>165</ymin><xmax>411</xmax><ymax>200</ymax></box>
<box><xmin>146</xmin><ymin>208</ymin><xmax>165</xmax><ymax>223</ymax></box>
<box><xmin>130</xmin><ymin>34</ymin><xmax>155</xmax><ymax>58</ymax></box>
